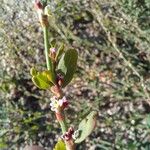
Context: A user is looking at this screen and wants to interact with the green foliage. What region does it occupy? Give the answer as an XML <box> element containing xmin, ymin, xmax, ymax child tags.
<box><xmin>57</xmin><ymin>49</ymin><xmax>78</xmax><ymax>87</ymax></box>
<box><xmin>31</xmin><ymin>69</ymin><xmax>54</xmax><ymax>89</ymax></box>
<box><xmin>75</xmin><ymin>111</ymin><xmax>97</xmax><ymax>143</ymax></box>
<box><xmin>0</xmin><ymin>140</ymin><xmax>7</xmax><ymax>149</ymax></box>
<box><xmin>53</xmin><ymin>140</ymin><xmax>66</xmax><ymax>150</ymax></box>
<box><xmin>44</xmin><ymin>70</ymin><xmax>56</xmax><ymax>85</ymax></box>
<box><xmin>55</xmin><ymin>43</ymin><xmax>65</xmax><ymax>61</ymax></box>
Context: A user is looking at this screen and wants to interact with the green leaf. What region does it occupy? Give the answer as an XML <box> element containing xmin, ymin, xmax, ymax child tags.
<box><xmin>55</xmin><ymin>43</ymin><xmax>65</xmax><ymax>61</ymax></box>
<box><xmin>30</xmin><ymin>67</ymin><xmax>38</xmax><ymax>76</ymax></box>
<box><xmin>74</xmin><ymin>111</ymin><xmax>97</xmax><ymax>143</ymax></box>
<box><xmin>0</xmin><ymin>142</ymin><xmax>7</xmax><ymax>149</ymax></box>
<box><xmin>32</xmin><ymin>72</ymin><xmax>53</xmax><ymax>89</ymax></box>
<box><xmin>42</xmin><ymin>70</ymin><xmax>56</xmax><ymax>85</ymax></box>
<box><xmin>30</xmin><ymin>68</ymin><xmax>55</xmax><ymax>90</ymax></box>
<box><xmin>53</xmin><ymin>140</ymin><xmax>66</xmax><ymax>150</ymax></box>
<box><xmin>57</xmin><ymin>49</ymin><xmax>78</xmax><ymax>87</ymax></box>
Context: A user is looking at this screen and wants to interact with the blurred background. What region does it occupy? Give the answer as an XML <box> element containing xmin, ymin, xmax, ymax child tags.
<box><xmin>0</xmin><ymin>0</ymin><xmax>150</xmax><ymax>149</ymax></box>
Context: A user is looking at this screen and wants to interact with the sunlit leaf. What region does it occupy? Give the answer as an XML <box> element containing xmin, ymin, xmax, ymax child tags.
<box><xmin>42</xmin><ymin>70</ymin><xmax>56</xmax><ymax>85</ymax></box>
<box><xmin>57</xmin><ymin>49</ymin><xmax>78</xmax><ymax>87</ymax></box>
<box><xmin>32</xmin><ymin>72</ymin><xmax>53</xmax><ymax>89</ymax></box>
<box><xmin>53</xmin><ymin>140</ymin><xmax>66</xmax><ymax>150</ymax></box>
<box><xmin>75</xmin><ymin>111</ymin><xmax>97</xmax><ymax>143</ymax></box>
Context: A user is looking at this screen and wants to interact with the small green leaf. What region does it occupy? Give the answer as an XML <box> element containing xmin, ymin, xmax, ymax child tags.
<box><xmin>55</xmin><ymin>43</ymin><xmax>65</xmax><ymax>61</ymax></box>
<box><xmin>75</xmin><ymin>111</ymin><xmax>97</xmax><ymax>143</ymax></box>
<box><xmin>42</xmin><ymin>70</ymin><xmax>56</xmax><ymax>85</ymax></box>
<box><xmin>32</xmin><ymin>72</ymin><xmax>53</xmax><ymax>89</ymax></box>
<box><xmin>57</xmin><ymin>49</ymin><xmax>78</xmax><ymax>87</ymax></box>
<box><xmin>30</xmin><ymin>67</ymin><xmax>38</xmax><ymax>76</ymax></box>
<box><xmin>53</xmin><ymin>140</ymin><xmax>66</xmax><ymax>150</ymax></box>
<box><xmin>30</xmin><ymin>68</ymin><xmax>55</xmax><ymax>90</ymax></box>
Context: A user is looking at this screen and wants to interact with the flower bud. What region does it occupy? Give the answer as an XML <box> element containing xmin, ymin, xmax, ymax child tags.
<box><xmin>34</xmin><ymin>0</ymin><xmax>43</xmax><ymax>10</ymax></box>
<box><xmin>34</xmin><ymin>1</ymin><xmax>49</xmax><ymax>27</ymax></box>
<box><xmin>57</xmin><ymin>73</ymin><xmax>64</xmax><ymax>87</ymax></box>
<box><xmin>68</xmin><ymin>127</ymin><xmax>74</xmax><ymax>135</ymax></box>
<box><xmin>45</xmin><ymin>5</ymin><xmax>53</xmax><ymax>16</ymax></box>
<box><xmin>58</xmin><ymin>97</ymin><xmax>69</xmax><ymax>109</ymax></box>
<box><xmin>62</xmin><ymin>132</ymin><xmax>70</xmax><ymax>141</ymax></box>
<box><xmin>62</xmin><ymin>127</ymin><xmax>74</xmax><ymax>141</ymax></box>
<box><xmin>49</xmin><ymin>47</ymin><xmax>56</xmax><ymax>61</ymax></box>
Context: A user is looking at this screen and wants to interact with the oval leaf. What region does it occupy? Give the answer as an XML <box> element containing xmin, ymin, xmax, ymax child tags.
<box><xmin>57</xmin><ymin>49</ymin><xmax>78</xmax><ymax>87</ymax></box>
<box><xmin>53</xmin><ymin>140</ymin><xmax>66</xmax><ymax>150</ymax></box>
<box><xmin>75</xmin><ymin>111</ymin><xmax>97</xmax><ymax>143</ymax></box>
<box><xmin>32</xmin><ymin>72</ymin><xmax>53</xmax><ymax>89</ymax></box>
<box><xmin>42</xmin><ymin>70</ymin><xmax>56</xmax><ymax>85</ymax></box>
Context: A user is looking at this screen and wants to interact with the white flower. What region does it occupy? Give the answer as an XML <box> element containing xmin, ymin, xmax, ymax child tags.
<box><xmin>50</xmin><ymin>96</ymin><xmax>69</xmax><ymax>112</ymax></box>
<box><xmin>50</xmin><ymin>96</ymin><xmax>59</xmax><ymax>112</ymax></box>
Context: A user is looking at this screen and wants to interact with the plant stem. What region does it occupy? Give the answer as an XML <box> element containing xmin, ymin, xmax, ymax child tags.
<box><xmin>43</xmin><ymin>18</ymin><xmax>67</xmax><ymax>136</ymax></box>
<box><xmin>60</xmin><ymin>120</ymin><xmax>67</xmax><ymax>134</ymax></box>
<box><xmin>55</xmin><ymin>101</ymin><xmax>75</xmax><ymax>150</ymax></box>
<box><xmin>42</xmin><ymin>11</ymin><xmax>75</xmax><ymax>150</ymax></box>
<box><xmin>43</xmin><ymin>26</ymin><xmax>52</xmax><ymax>70</ymax></box>
<box><xmin>56</xmin><ymin>111</ymin><xmax>67</xmax><ymax>134</ymax></box>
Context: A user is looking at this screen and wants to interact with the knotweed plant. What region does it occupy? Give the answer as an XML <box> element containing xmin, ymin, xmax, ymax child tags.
<box><xmin>29</xmin><ymin>1</ymin><xmax>97</xmax><ymax>149</ymax></box>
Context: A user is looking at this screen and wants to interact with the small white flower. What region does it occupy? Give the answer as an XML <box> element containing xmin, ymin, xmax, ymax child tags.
<box><xmin>50</xmin><ymin>96</ymin><xmax>68</xmax><ymax>112</ymax></box>
<box><xmin>50</xmin><ymin>96</ymin><xmax>59</xmax><ymax>112</ymax></box>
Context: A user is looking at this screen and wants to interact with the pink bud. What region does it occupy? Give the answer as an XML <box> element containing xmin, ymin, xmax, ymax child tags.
<box><xmin>68</xmin><ymin>127</ymin><xmax>74</xmax><ymax>135</ymax></box>
<box><xmin>58</xmin><ymin>97</ymin><xmax>69</xmax><ymax>109</ymax></box>
<box><xmin>57</xmin><ymin>73</ymin><xmax>64</xmax><ymax>86</ymax></box>
<box><xmin>34</xmin><ymin>0</ymin><xmax>43</xmax><ymax>10</ymax></box>
<box><xmin>62</xmin><ymin>132</ymin><xmax>71</xmax><ymax>141</ymax></box>
<box><xmin>57</xmin><ymin>73</ymin><xmax>64</xmax><ymax>80</ymax></box>
<box><xmin>49</xmin><ymin>47</ymin><xmax>57</xmax><ymax>62</ymax></box>
<box><xmin>62</xmin><ymin>127</ymin><xmax>74</xmax><ymax>141</ymax></box>
<box><xmin>50</xmin><ymin>47</ymin><xmax>56</xmax><ymax>53</ymax></box>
